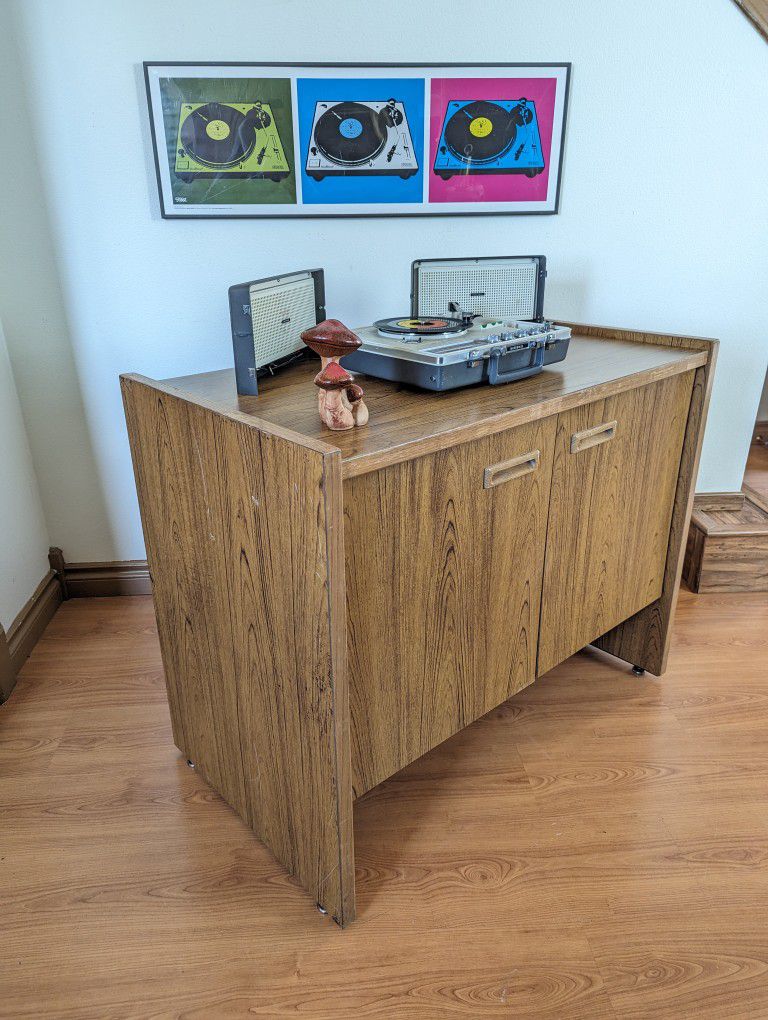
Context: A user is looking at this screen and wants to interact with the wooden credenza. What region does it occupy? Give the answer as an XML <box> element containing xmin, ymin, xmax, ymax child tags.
<box><xmin>122</xmin><ymin>322</ymin><xmax>716</xmax><ymax>927</ymax></box>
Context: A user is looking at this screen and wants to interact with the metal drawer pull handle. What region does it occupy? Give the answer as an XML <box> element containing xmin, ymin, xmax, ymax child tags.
<box><xmin>483</xmin><ymin>450</ymin><xmax>540</xmax><ymax>489</ymax></box>
<box><xmin>570</xmin><ymin>420</ymin><xmax>618</xmax><ymax>454</ymax></box>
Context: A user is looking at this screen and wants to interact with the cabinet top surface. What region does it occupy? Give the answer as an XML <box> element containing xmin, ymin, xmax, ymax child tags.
<box><xmin>160</xmin><ymin>333</ymin><xmax>708</xmax><ymax>477</ymax></box>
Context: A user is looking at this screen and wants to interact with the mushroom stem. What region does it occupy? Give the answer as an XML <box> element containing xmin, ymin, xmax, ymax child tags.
<box><xmin>345</xmin><ymin>384</ymin><xmax>369</xmax><ymax>427</ymax></box>
<box><xmin>318</xmin><ymin>386</ymin><xmax>354</xmax><ymax>431</ymax></box>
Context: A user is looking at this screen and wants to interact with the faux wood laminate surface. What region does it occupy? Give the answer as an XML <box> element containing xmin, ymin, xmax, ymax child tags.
<box><xmin>164</xmin><ymin>335</ymin><xmax>706</xmax><ymax>478</ymax></box>
<box><xmin>594</xmin><ymin>355</ymin><xmax>716</xmax><ymax>673</ymax></box>
<box><xmin>538</xmin><ymin>372</ymin><xmax>694</xmax><ymax>676</ymax></box>
<box><xmin>3</xmin><ymin>592</ymin><xmax>768</xmax><ymax>1017</ymax></box>
<box><xmin>744</xmin><ymin>440</ymin><xmax>768</xmax><ymax>505</ymax></box>
<box><xmin>346</xmin><ymin>417</ymin><xmax>556</xmax><ymax>796</ymax></box>
<box><xmin>121</xmin><ymin>376</ymin><xmax>354</xmax><ymax>924</ymax></box>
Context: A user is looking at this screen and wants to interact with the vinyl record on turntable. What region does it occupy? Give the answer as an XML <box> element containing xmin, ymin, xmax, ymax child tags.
<box><xmin>374</xmin><ymin>316</ymin><xmax>465</xmax><ymax>337</ymax></box>
<box><xmin>179</xmin><ymin>102</ymin><xmax>264</xmax><ymax>168</ymax></box>
<box><xmin>443</xmin><ymin>100</ymin><xmax>518</xmax><ymax>165</ymax></box>
<box><xmin>313</xmin><ymin>101</ymin><xmax>388</xmax><ymax>166</ymax></box>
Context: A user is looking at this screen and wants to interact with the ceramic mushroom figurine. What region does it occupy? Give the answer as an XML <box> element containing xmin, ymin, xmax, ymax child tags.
<box><xmin>300</xmin><ymin>319</ymin><xmax>369</xmax><ymax>431</ymax></box>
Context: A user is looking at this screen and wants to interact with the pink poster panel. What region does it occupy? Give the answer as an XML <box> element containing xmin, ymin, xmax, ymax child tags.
<box><xmin>428</xmin><ymin>77</ymin><xmax>559</xmax><ymax>204</ymax></box>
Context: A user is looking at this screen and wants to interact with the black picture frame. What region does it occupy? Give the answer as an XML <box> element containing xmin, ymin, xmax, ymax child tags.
<box><xmin>144</xmin><ymin>61</ymin><xmax>571</xmax><ymax>220</ymax></box>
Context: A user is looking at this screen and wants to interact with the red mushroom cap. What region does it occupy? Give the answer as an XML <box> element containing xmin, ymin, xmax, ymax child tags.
<box><xmin>314</xmin><ymin>360</ymin><xmax>354</xmax><ymax>390</ymax></box>
<box><xmin>301</xmin><ymin>319</ymin><xmax>362</xmax><ymax>359</ymax></box>
<box><xmin>345</xmin><ymin>383</ymin><xmax>364</xmax><ymax>403</ymax></box>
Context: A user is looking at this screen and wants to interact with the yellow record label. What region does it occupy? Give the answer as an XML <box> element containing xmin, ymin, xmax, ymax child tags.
<box><xmin>205</xmin><ymin>119</ymin><xmax>230</xmax><ymax>141</ymax></box>
<box><xmin>469</xmin><ymin>116</ymin><xmax>493</xmax><ymax>138</ymax></box>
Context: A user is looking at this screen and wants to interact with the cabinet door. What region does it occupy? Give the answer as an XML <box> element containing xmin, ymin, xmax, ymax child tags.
<box><xmin>537</xmin><ymin>372</ymin><xmax>694</xmax><ymax>676</ymax></box>
<box><xmin>345</xmin><ymin>416</ymin><xmax>557</xmax><ymax>797</ymax></box>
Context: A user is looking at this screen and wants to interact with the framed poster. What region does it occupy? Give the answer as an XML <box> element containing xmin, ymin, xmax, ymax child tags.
<box><xmin>144</xmin><ymin>62</ymin><xmax>570</xmax><ymax>219</ymax></box>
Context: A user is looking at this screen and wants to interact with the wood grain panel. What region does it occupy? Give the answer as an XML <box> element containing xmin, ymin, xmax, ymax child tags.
<box><xmin>557</xmin><ymin>320</ymin><xmax>714</xmax><ymax>353</ymax></box>
<box><xmin>165</xmin><ymin>334</ymin><xmax>706</xmax><ymax>479</ymax></box>
<box><xmin>538</xmin><ymin>373</ymin><xmax>694</xmax><ymax>676</ymax></box>
<box><xmin>695</xmin><ymin>535</ymin><xmax>768</xmax><ymax>592</ymax></box>
<box><xmin>594</xmin><ymin>354</ymin><xmax>717</xmax><ymax>674</ymax></box>
<box><xmin>346</xmin><ymin>417</ymin><xmax>556</xmax><ymax>796</ymax></box>
<box><xmin>684</xmin><ymin>496</ymin><xmax>768</xmax><ymax>593</ymax></box>
<box><xmin>121</xmin><ymin>375</ymin><xmax>354</xmax><ymax>924</ymax></box>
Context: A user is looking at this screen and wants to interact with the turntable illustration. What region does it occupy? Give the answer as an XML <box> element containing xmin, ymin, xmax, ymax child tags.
<box><xmin>305</xmin><ymin>99</ymin><xmax>418</xmax><ymax>181</ymax></box>
<box><xmin>433</xmin><ymin>98</ymin><xmax>545</xmax><ymax>180</ymax></box>
<box><xmin>174</xmin><ymin>101</ymin><xmax>290</xmax><ymax>183</ymax></box>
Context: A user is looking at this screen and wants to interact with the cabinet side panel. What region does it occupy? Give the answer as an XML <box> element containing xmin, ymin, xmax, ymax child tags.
<box><xmin>594</xmin><ymin>359</ymin><xmax>716</xmax><ymax>673</ymax></box>
<box><xmin>121</xmin><ymin>377</ymin><xmax>354</xmax><ymax>925</ymax></box>
<box><xmin>121</xmin><ymin>378</ymin><xmax>248</xmax><ymax>818</ymax></box>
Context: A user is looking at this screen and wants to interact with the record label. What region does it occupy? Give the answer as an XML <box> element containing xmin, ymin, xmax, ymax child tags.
<box><xmin>469</xmin><ymin>116</ymin><xmax>493</xmax><ymax>138</ymax></box>
<box><xmin>206</xmin><ymin>119</ymin><xmax>230</xmax><ymax>140</ymax></box>
<box><xmin>340</xmin><ymin>117</ymin><xmax>363</xmax><ymax>139</ymax></box>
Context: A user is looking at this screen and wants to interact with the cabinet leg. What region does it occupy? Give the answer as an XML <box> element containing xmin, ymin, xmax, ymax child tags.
<box><xmin>631</xmin><ymin>665</ymin><xmax>645</xmax><ymax>677</ymax></box>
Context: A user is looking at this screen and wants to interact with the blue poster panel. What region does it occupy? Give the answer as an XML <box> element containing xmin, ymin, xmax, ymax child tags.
<box><xmin>296</xmin><ymin>77</ymin><xmax>425</xmax><ymax>205</ymax></box>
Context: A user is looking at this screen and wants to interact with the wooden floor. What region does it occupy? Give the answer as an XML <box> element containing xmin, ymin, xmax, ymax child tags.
<box><xmin>1</xmin><ymin>592</ymin><xmax>768</xmax><ymax>1018</ymax></box>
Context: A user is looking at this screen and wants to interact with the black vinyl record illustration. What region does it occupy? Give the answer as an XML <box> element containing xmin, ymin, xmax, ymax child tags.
<box><xmin>179</xmin><ymin>102</ymin><xmax>270</xmax><ymax>168</ymax></box>
<box><xmin>313</xmin><ymin>101</ymin><xmax>389</xmax><ymax>166</ymax></box>
<box><xmin>443</xmin><ymin>100</ymin><xmax>521</xmax><ymax>165</ymax></box>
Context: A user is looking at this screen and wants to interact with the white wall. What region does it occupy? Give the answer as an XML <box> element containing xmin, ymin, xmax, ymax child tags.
<box><xmin>3</xmin><ymin>0</ymin><xmax>768</xmax><ymax>561</ymax></box>
<box><xmin>0</xmin><ymin>320</ymin><xmax>51</xmax><ymax>629</ymax></box>
<box><xmin>0</xmin><ymin>14</ymin><xmax>113</xmax><ymax>562</ymax></box>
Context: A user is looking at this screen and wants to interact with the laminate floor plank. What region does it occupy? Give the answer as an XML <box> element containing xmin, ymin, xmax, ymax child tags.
<box><xmin>0</xmin><ymin>591</ymin><xmax>766</xmax><ymax>1017</ymax></box>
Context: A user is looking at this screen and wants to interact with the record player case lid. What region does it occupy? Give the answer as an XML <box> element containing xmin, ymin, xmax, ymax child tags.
<box><xmin>411</xmin><ymin>256</ymin><xmax>547</xmax><ymax>323</ymax></box>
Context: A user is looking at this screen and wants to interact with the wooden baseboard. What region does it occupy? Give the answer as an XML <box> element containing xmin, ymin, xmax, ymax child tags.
<box><xmin>62</xmin><ymin>561</ymin><xmax>152</xmax><ymax>597</ymax></box>
<box><xmin>49</xmin><ymin>547</ymin><xmax>151</xmax><ymax>598</ymax></box>
<box><xmin>0</xmin><ymin>623</ymin><xmax>14</xmax><ymax>702</ymax></box>
<box><xmin>684</xmin><ymin>492</ymin><xmax>768</xmax><ymax>593</ymax></box>
<box><xmin>4</xmin><ymin>570</ymin><xmax>63</xmax><ymax>694</ymax></box>
<box><xmin>693</xmin><ymin>491</ymin><xmax>745</xmax><ymax>512</ymax></box>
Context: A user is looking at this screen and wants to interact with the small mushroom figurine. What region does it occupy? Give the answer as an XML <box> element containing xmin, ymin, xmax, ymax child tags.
<box><xmin>300</xmin><ymin>319</ymin><xmax>369</xmax><ymax>431</ymax></box>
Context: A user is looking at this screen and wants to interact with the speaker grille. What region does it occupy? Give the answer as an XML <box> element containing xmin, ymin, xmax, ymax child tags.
<box><xmin>249</xmin><ymin>275</ymin><xmax>317</xmax><ymax>369</ymax></box>
<box><xmin>416</xmin><ymin>258</ymin><xmax>539</xmax><ymax>321</ymax></box>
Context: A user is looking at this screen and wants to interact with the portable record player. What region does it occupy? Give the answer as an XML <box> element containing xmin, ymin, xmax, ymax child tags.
<box><xmin>433</xmin><ymin>98</ymin><xmax>544</xmax><ymax>181</ymax></box>
<box><xmin>306</xmin><ymin>99</ymin><xmax>418</xmax><ymax>180</ymax></box>
<box><xmin>229</xmin><ymin>268</ymin><xmax>325</xmax><ymax>396</ymax></box>
<box><xmin>175</xmin><ymin>101</ymin><xmax>290</xmax><ymax>182</ymax></box>
<box><xmin>344</xmin><ymin>256</ymin><xmax>571</xmax><ymax>392</ymax></box>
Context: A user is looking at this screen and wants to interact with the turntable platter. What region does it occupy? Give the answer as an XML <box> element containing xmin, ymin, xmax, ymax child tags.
<box><xmin>443</xmin><ymin>100</ymin><xmax>517</xmax><ymax>165</ymax></box>
<box><xmin>314</xmin><ymin>102</ymin><xmax>387</xmax><ymax>166</ymax></box>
